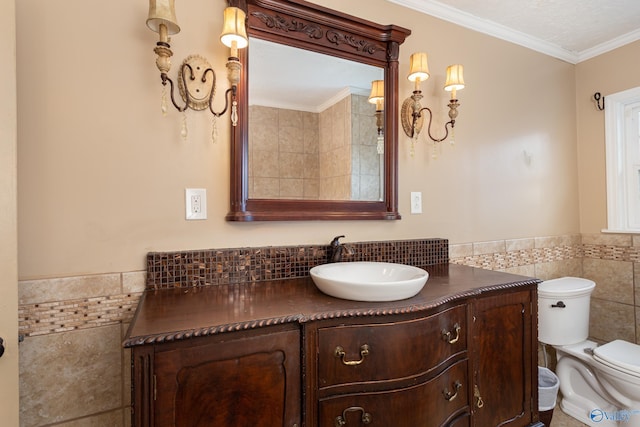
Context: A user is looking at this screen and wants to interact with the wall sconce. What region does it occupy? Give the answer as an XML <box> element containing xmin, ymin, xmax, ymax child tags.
<box><xmin>146</xmin><ymin>0</ymin><xmax>248</xmax><ymax>141</ymax></box>
<box><xmin>369</xmin><ymin>80</ymin><xmax>385</xmax><ymax>154</ymax></box>
<box><xmin>401</xmin><ymin>53</ymin><xmax>465</xmax><ymax>153</ymax></box>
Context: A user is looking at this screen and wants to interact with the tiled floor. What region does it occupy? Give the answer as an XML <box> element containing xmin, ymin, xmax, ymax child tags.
<box><xmin>550</xmin><ymin>407</ymin><xmax>589</xmax><ymax>427</ymax></box>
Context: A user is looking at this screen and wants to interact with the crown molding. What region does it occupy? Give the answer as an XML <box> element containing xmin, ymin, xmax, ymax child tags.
<box><xmin>577</xmin><ymin>28</ymin><xmax>640</xmax><ymax>62</ymax></box>
<box><xmin>388</xmin><ymin>0</ymin><xmax>640</xmax><ymax>64</ymax></box>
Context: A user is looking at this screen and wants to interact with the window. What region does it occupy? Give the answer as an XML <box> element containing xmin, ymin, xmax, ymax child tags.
<box><xmin>604</xmin><ymin>86</ymin><xmax>640</xmax><ymax>232</ymax></box>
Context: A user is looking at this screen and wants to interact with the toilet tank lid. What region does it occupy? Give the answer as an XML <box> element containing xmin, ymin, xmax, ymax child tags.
<box><xmin>538</xmin><ymin>277</ymin><xmax>595</xmax><ymax>296</ymax></box>
<box><xmin>593</xmin><ymin>340</ymin><xmax>640</xmax><ymax>375</ymax></box>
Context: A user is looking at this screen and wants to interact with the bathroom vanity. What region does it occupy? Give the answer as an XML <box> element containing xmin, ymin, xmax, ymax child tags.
<box><xmin>125</xmin><ymin>263</ymin><xmax>544</xmax><ymax>427</ymax></box>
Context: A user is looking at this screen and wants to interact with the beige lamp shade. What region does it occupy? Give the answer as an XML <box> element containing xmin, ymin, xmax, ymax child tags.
<box><xmin>220</xmin><ymin>7</ymin><xmax>249</xmax><ymax>49</ymax></box>
<box><xmin>368</xmin><ymin>80</ymin><xmax>384</xmax><ymax>104</ymax></box>
<box><xmin>444</xmin><ymin>65</ymin><xmax>465</xmax><ymax>92</ymax></box>
<box><xmin>147</xmin><ymin>0</ymin><xmax>180</xmax><ymax>35</ymax></box>
<box><xmin>407</xmin><ymin>53</ymin><xmax>430</xmax><ymax>82</ymax></box>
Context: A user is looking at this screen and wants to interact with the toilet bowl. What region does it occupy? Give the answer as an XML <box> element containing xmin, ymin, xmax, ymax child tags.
<box><xmin>538</xmin><ymin>277</ymin><xmax>640</xmax><ymax>427</ymax></box>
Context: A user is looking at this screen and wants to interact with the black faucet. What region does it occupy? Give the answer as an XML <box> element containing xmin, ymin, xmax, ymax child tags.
<box><xmin>329</xmin><ymin>235</ymin><xmax>354</xmax><ymax>263</ymax></box>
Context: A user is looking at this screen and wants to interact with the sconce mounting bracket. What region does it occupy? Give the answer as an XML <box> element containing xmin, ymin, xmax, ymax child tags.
<box><xmin>178</xmin><ymin>55</ymin><xmax>217</xmax><ymax>111</ymax></box>
<box><xmin>401</xmin><ymin>96</ymin><xmax>424</xmax><ymax>138</ymax></box>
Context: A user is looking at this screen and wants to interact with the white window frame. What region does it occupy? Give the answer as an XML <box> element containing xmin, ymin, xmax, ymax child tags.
<box><xmin>604</xmin><ymin>86</ymin><xmax>640</xmax><ymax>233</ymax></box>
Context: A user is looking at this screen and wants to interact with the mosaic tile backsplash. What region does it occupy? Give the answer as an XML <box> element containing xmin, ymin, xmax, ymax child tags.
<box><xmin>146</xmin><ymin>238</ymin><xmax>449</xmax><ymax>290</ymax></box>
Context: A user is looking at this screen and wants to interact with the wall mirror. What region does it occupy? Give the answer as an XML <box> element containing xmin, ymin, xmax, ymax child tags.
<box><xmin>226</xmin><ymin>0</ymin><xmax>411</xmax><ymax>221</ymax></box>
<box><xmin>249</xmin><ymin>38</ymin><xmax>385</xmax><ymax>202</ymax></box>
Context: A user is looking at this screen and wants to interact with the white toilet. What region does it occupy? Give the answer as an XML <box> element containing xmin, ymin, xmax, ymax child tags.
<box><xmin>538</xmin><ymin>277</ymin><xmax>640</xmax><ymax>427</ymax></box>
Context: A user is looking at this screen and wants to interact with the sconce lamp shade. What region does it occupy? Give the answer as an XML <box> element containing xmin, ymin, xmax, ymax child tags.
<box><xmin>444</xmin><ymin>64</ymin><xmax>465</xmax><ymax>92</ymax></box>
<box><xmin>147</xmin><ymin>0</ymin><xmax>180</xmax><ymax>35</ymax></box>
<box><xmin>368</xmin><ymin>80</ymin><xmax>384</xmax><ymax>104</ymax></box>
<box><xmin>220</xmin><ymin>7</ymin><xmax>249</xmax><ymax>49</ymax></box>
<box><xmin>408</xmin><ymin>53</ymin><xmax>430</xmax><ymax>82</ymax></box>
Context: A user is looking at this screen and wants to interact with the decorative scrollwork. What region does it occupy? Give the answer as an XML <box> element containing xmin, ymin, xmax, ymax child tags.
<box><xmin>326</xmin><ymin>30</ymin><xmax>385</xmax><ymax>55</ymax></box>
<box><xmin>251</xmin><ymin>11</ymin><xmax>323</xmax><ymax>39</ymax></box>
<box><xmin>387</xmin><ymin>42</ymin><xmax>400</xmax><ymax>62</ymax></box>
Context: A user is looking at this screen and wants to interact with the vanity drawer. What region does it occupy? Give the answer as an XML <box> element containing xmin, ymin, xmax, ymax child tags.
<box><xmin>317</xmin><ymin>305</ymin><xmax>466</xmax><ymax>388</ymax></box>
<box><xmin>319</xmin><ymin>359</ymin><xmax>469</xmax><ymax>427</ymax></box>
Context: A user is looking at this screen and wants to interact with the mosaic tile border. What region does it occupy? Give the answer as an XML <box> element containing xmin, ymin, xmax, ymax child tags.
<box><xmin>146</xmin><ymin>238</ymin><xmax>449</xmax><ymax>290</ymax></box>
<box><xmin>19</xmin><ymin>293</ymin><xmax>140</xmax><ymax>337</ymax></box>
<box><xmin>451</xmin><ymin>245</ymin><xmax>584</xmax><ymax>270</ymax></box>
<box><xmin>583</xmin><ymin>244</ymin><xmax>640</xmax><ymax>262</ymax></box>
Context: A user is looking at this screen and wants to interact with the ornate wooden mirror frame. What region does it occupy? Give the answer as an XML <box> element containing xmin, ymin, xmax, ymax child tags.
<box><xmin>225</xmin><ymin>0</ymin><xmax>411</xmax><ymax>221</ymax></box>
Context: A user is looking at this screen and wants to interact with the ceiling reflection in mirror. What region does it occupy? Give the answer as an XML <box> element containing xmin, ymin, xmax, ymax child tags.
<box><xmin>248</xmin><ymin>38</ymin><xmax>385</xmax><ymax>201</ymax></box>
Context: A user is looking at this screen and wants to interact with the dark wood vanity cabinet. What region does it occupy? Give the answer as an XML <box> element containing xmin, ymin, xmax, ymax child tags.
<box><xmin>127</xmin><ymin>266</ymin><xmax>543</xmax><ymax>427</ymax></box>
<box><xmin>131</xmin><ymin>324</ymin><xmax>301</xmax><ymax>427</ymax></box>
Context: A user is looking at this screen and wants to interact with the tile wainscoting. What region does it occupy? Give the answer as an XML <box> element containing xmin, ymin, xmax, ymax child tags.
<box><xmin>18</xmin><ymin>234</ymin><xmax>640</xmax><ymax>426</ymax></box>
<box><xmin>18</xmin><ymin>272</ymin><xmax>146</xmax><ymax>427</ymax></box>
<box><xmin>450</xmin><ymin>233</ymin><xmax>639</xmax><ymax>344</ymax></box>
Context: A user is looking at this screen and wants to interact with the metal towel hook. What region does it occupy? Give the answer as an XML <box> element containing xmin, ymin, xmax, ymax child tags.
<box><xmin>593</xmin><ymin>92</ymin><xmax>605</xmax><ymax>111</ymax></box>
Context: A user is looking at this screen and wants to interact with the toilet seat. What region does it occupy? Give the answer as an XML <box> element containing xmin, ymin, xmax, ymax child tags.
<box><xmin>593</xmin><ymin>340</ymin><xmax>640</xmax><ymax>377</ymax></box>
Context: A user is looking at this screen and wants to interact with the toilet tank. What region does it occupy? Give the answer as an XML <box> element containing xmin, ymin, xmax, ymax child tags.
<box><xmin>538</xmin><ymin>277</ymin><xmax>595</xmax><ymax>345</ymax></box>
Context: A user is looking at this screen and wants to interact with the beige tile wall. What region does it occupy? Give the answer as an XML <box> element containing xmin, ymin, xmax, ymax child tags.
<box><xmin>450</xmin><ymin>235</ymin><xmax>583</xmax><ymax>280</ymax></box>
<box><xmin>350</xmin><ymin>94</ymin><xmax>381</xmax><ymax>201</ymax></box>
<box><xmin>248</xmin><ymin>95</ymin><xmax>379</xmax><ymax>201</ymax></box>
<box><xmin>451</xmin><ymin>233</ymin><xmax>639</xmax><ymax>345</ymax></box>
<box><xmin>319</xmin><ymin>96</ymin><xmax>351</xmax><ymax>200</ymax></box>
<box><xmin>19</xmin><ymin>272</ymin><xmax>144</xmax><ymax>427</ymax></box>
<box><xmin>18</xmin><ymin>233</ymin><xmax>640</xmax><ymax>426</ymax></box>
<box><xmin>249</xmin><ymin>106</ymin><xmax>320</xmax><ymax>199</ymax></box>
<box><xmin>582</xmin><ymin>234</ymin><xmax>638</xmax><ymax>343</ymax></box>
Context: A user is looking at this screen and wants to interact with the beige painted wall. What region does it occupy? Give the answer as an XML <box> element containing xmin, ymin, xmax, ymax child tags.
<box><xmin>1</xmin><ymin>0</ymin><xmax>19</xmax><ymax>423</ymax></box>
<box><xmin>17</xmin><ymin>0</ymin><xmax>579</xmax><ymax>280</ymax></box>
<box><xmin>575</xmin><ymin>40</ymin><xmax>640</xmax><ymax>234</ymax></box>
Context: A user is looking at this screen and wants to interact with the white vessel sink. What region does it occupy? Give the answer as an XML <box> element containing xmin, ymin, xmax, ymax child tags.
<box><xmin>309</xmin><ymin>262</ymin><xmax>429</xmax><ymax>302</ymax></box>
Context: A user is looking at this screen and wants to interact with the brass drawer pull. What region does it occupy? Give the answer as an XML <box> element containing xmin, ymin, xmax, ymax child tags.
<box><xmin>441</xmin><ymin>323</ymin><xmax>461</xmax><ymax>344</ymax></box>
<box><xmin>442</xmin><ymin>380</ymin><xmax>462</xmax><ymax>401</ymax></box>
<box><xmin>335</xmin><ymin>406</ymin><xmax>372</xmax><ymax>426</ymax></box>
<box><xmin>335</xmin><ymin>344</ymin><xmax>370</xmax><ymax>366</ymax></box>
<box><xmin>474</xmin><ymin>384</ymin><xmax>485</xmax><ymax>408</ymax></box>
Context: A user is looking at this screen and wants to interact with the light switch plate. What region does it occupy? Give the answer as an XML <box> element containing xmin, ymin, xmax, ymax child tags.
<box><xmin>185</xmin><ymin>188</ymin><xmax>207</xmax><ymax>220</ymax></box>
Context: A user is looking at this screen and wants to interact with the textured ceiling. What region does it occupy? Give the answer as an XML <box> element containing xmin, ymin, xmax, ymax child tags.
<box><xmin>389</xmin><ymin>0</ymin><xmax>640</xmax><ymax>63</ymax></box>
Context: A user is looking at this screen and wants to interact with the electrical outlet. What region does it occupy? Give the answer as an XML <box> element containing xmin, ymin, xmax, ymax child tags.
<box><xmin>410</xmin><ymin>192</ymin><xmax>422</xmax><ymax>214</ymax></box>
<box><xmin>191</xmin><ymin>194</ymin><xmax>201</xmax><ymax>213</ymax></box>
<box><xmin>185</xmin><ymin>188</ymin><xmax>207</xmax><ymax>220</ymax></box>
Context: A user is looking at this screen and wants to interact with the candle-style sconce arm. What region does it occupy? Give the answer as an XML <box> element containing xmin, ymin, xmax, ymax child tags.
<box><xmin>211</xmin><ymin>86</ymin><xmax>237</xmax><ymax>118</ymax></box>
<box><xmin>159</xmin><ymin>72</ymin><xmax>187</xmax><ymax>112</ymax></box>
<box><xmin>401</xmin><ymin>90</ymin><xmax>459</xmax><ymax>142</ymax></box>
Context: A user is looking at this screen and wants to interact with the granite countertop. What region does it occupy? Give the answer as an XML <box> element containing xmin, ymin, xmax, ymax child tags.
<box><xmin>124</xmin><ymin>263</ymin><xmax>540</xmax><ymax>347</ymax></box>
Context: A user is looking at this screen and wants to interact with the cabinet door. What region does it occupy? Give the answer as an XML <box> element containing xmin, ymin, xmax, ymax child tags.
<box><xmin>153</xmin><ymin>327</ymin><xmax>301</xmax><ymax>427</ymax></box>
<box><xmin>471</xmin><ymin>290</ymin><xmax>536</xmax><ymax>427</ymax></box>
